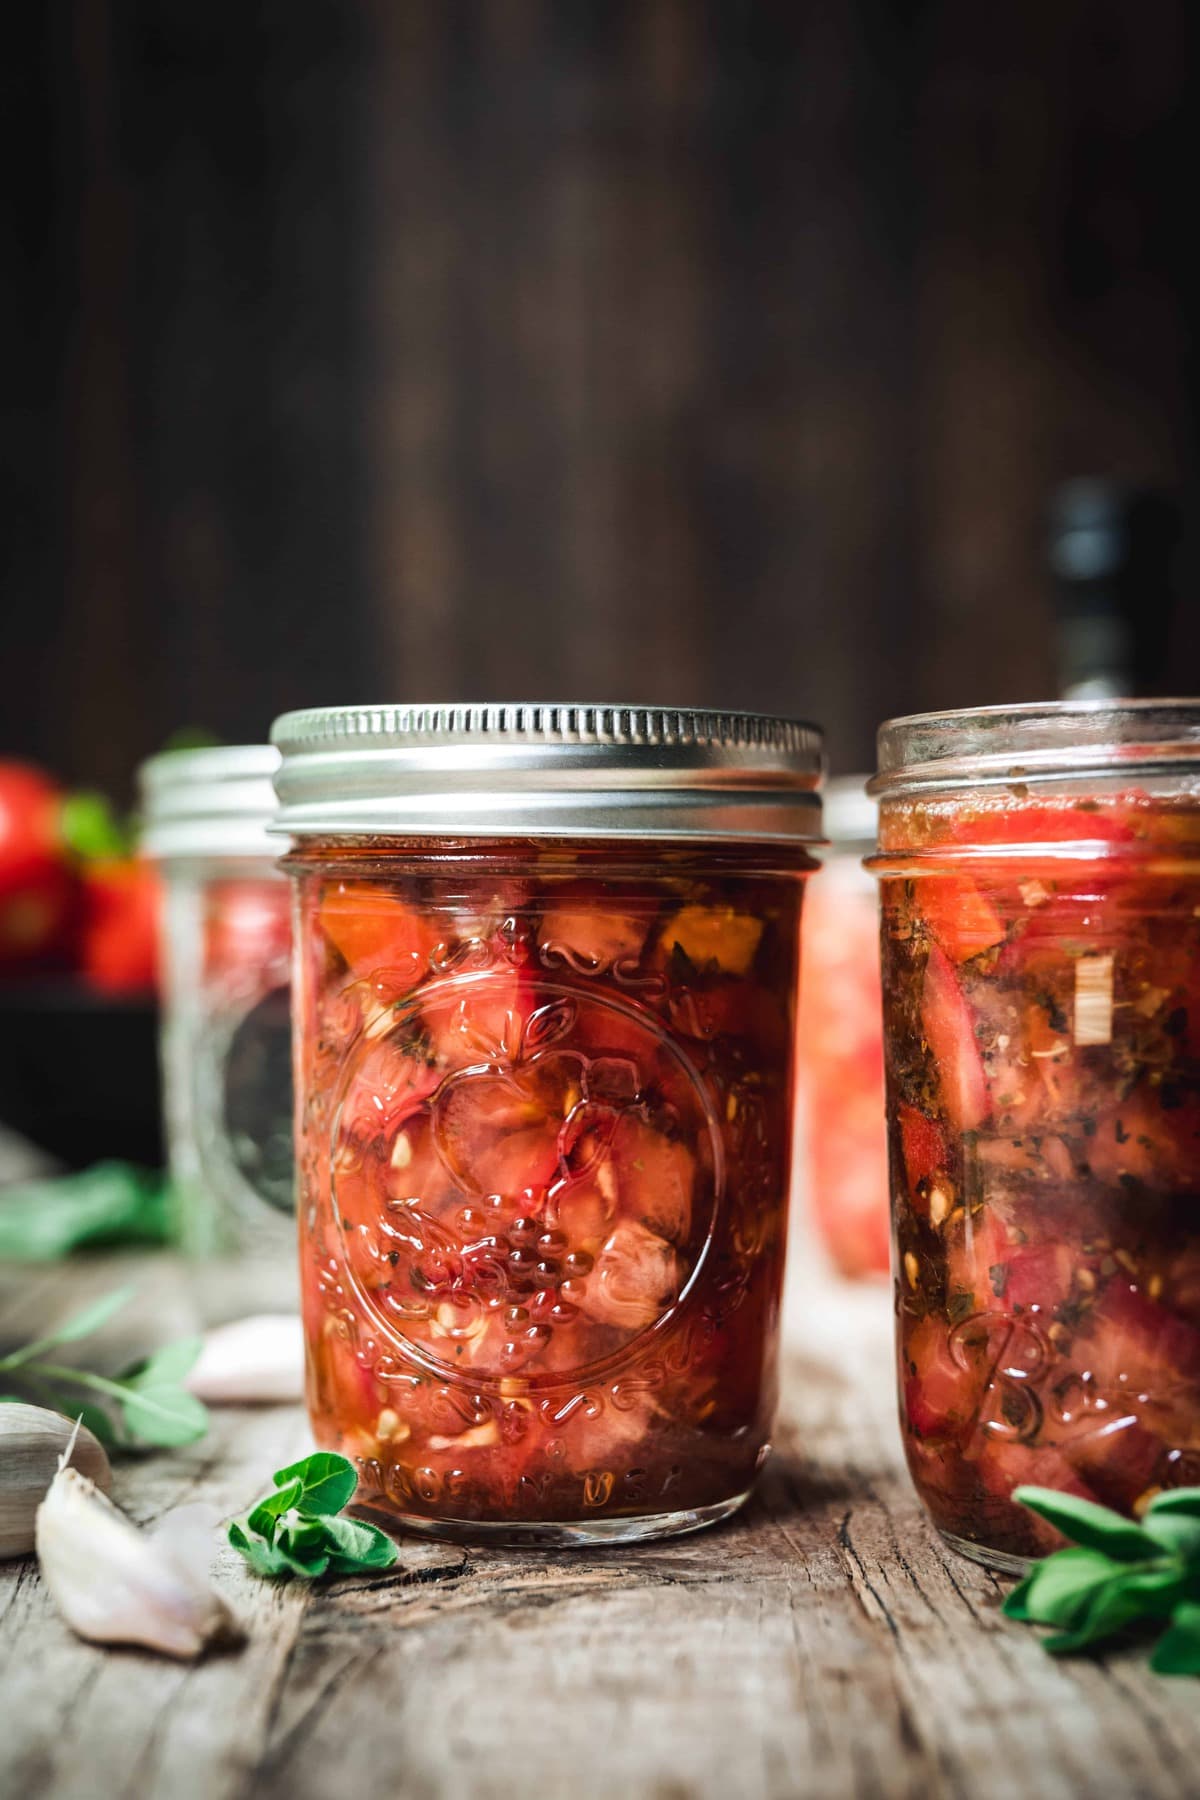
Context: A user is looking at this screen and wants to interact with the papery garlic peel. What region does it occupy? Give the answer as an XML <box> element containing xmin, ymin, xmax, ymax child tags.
<box><xmin>0</xmin><ymin>1405</ymin><xmax>111</xmax><ymax>1559</ymax></box>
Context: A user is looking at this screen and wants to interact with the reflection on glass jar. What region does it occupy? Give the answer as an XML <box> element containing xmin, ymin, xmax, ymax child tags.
<box><xmin>869</xmin><ymin>702</ymin><xmax>1200</xmax><ymax>1573</ymax></box>
<box><xmin>140</xmin><ymin>747</ymin><xmax>295</xmax><ymax>1305</ymax></box>
<box><xmin>272</xmin><ymin>703</ymin><xmax>822</xmax><ymax>1544</ymax></box>
<box><xmin>796</xmin><ymin>777</ymin><xmax>889</xmax><ymax>1279</ymax></box>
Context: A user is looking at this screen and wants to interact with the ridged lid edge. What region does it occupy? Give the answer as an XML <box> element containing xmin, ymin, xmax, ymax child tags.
<box><xmin>271</xmin><ymin>702</ymin><xmax>821</xmax><ymax>759</ymax></box>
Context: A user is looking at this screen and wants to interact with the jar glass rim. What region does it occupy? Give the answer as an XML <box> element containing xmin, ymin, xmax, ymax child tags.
<box><xmin>870</xmin><ymin>698</ymin><xmax>1200</xmax><ymax>797</ymax></box>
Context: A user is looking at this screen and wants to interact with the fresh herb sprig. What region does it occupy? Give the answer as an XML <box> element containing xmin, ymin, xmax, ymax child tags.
<box><xmin>228</xmin><ymin>1452</ymin><xmax>399</xmax><ymax>1581</ymax></box>
<box><xmin>0</xmin><ymin>1288</ymin><xmax>207</xmax><ymax>1449</ymax></box>
<box><xmin>1005</xmin><ymin>1485</ymin><xmax>1200</xmax><ymax>1675</ymax></box>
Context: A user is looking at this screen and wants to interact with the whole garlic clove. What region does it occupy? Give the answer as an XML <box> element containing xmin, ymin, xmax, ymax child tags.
<box><xmin>0</xmin><ymin>1405</ymin><xmax>111</xmax><ymax>1558</ymax></box>
<box><xmin>184</xmin><ymin>1314</ymin><xmax>304</xmax><ymax>1404</ymax></box>
<box><xmin>36</xmin><ymin>1464</ymin><xmax>240</xmax><ymax>1659</ymax></box>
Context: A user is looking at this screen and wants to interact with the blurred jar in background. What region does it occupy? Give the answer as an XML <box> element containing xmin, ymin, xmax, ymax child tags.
<box><xmin>140</xmin><ymin>746</ymin><xmax>294</xmax><ymax>1313</ymax></box>
<box><xmin>796</xmin><ymin>777</ymin><xmax>889</xmax><ymax>1278</ymax></box>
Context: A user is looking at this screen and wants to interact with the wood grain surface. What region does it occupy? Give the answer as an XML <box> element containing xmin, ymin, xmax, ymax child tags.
<box><xmin>2</xmin><ymin>1261</ymin><xmax>1198</xmax><ymax>1800</ymax></box>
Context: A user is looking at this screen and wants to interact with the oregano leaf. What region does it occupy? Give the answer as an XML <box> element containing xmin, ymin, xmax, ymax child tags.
<box><xmin>1003</xmin><ymin>1546</ymin><xmax>1116</xmax><ymax>1626</ymax></box>
<box><xmin>1042</xmin><ymin>1565</ymin><xmax>1185</xmax><ymax>1655</ymax></box>
<box><xmin>1012</xmin><ymin>1486</ymin><xmax>1159</xmax><ymax>1561</ymax></box>
<box><xmin>1145</xmin><ymin>1488</ymin><xmax>1200</xmax><ymax>1521</ymax></box>
<box><xmin>320</xmin><ymin>1512</ymin><xmax>400</xmax><ymax>1572</ymax></box>
<box><xmin>1149</xmin><ymin>1604</ymin><xmax>1200</xmax><ymax>1676</ymax></box>
<box><xmin>229</xmin><ymin>1452</ymin><xmax>397</xmax><ymax>1583</ymax></box>
<box><xmin>271</xmin><ymin>1452</ymin><xmax>358</xmax><ymax>1516</ymax></box>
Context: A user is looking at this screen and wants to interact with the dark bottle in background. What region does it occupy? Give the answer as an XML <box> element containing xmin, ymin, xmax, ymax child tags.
<box><xmin>1047</xmin><ymin>481</ymin><xmax>1180</xmax><ymax>699</ymax></box>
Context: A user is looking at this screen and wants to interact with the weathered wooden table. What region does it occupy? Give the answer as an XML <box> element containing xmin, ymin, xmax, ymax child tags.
<box><xmin>2</xmin><ymin>1256</ymin><xmax>1198</xmax><ymax>1800</ymax></box>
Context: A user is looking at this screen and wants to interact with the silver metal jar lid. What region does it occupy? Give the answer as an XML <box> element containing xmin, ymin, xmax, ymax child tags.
<box><xmin>870</xmin><ymin>698</ymin><xmax>1200</xmax><ymax>800</ymax></box>
<box><xmin>139</xmin><ymin>745</ymin><xmax>282</xmax><ymax>862</ymax></box>
<box><xmin>270</xmin><ymin>703</ymin><xmax>824</xmax><ymax>843</ymax></box>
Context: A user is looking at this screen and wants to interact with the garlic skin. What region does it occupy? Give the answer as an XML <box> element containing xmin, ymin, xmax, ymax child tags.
<box><xmin>0</xmin><ymin>1405</ymin><xmax>111</xmax><ymax>1559</ymax></box>
<box><xmin>185</xmin><ymin>1314</ymin><xmax>304</xmax><ymax>1404</ymax></box>
<box><xmin>36</xmin><ymin>1466</ymin><xmax>239</xmax><ymax>1659</ymax></box>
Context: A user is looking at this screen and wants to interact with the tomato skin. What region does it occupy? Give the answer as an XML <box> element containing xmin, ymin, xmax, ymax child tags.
<box><xmin>920</xmin><ymin>944</ymin><xmax>989</xmax><ymax>1133</ymax></box>
<box><xmin>0</xmin><ymin>761</ymin><xmax>75</xmax><ymax>966</ymax></box>
<box><xmin>902</xmin><ymin>1315</ymin><xmax>985</xmax><ymax>1440</ymax></box>
<box><xmin>944</xmin><ymin>799</ymin><xmax>1138</xmax><ymax>849</ymax></box>
<box><xmin>921</xmin><ymin>876</ymin><xmax>1006</xmax><ymax>963</ymax></box>
<box><xmin>898</xmin><ymin>1104</ymin><xmax>946</xmax><ymax>1195</ymax></box>
<box><xmin>319</xmin><ymin>884</ymin><xmax>438</xmax><ymax>989</ymax></box>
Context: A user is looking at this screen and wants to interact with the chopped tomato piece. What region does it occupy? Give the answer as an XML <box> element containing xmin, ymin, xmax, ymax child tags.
<box><xmin>432</xmin><ymin>1065</ymin><xmax>565</xmax><ymax>1199</ymax></box>
<box><xmin>922</xmin><ymin>876</ymin><xmax>1006</xmax><ymax>963</ymax></box>
<box><xmin>424</xmin><ymin>965</ymin><xmax>532</xmax><ymax>1065</ymax></box>
<box><xmin>1082</xmin><ymin>1278</ymin><xmax>1200</xmax><ymax>1390</ymax></box>
<box><xmin>973</xmin><ymin>1440</ymin><xmax>1102</xmax><ymax>1552</ymax></box>
<box><xmin>902</xmin><ymin>1315</ymin><xmax>986</xmax><ymax>1440</ymax></box>
<box><xmin>337</xmin><ymin>1038</ymin><xmax>440</xmax><ymax>1154</ymax></box>
<box><xmin>1085</xmin><ymin>1090</ymin><xmax>1200</xmax><ymax>1194</ymax></box>
<box><xmin>1000</xmin><ymin>1242</ymin><xmax>1075</xmax><ymax>1315</ymax></box>
<box><xmin>319</xmin><ymin>884</ymin><xmax>438</xmax><ymax>988</ymax></box>
<box><xmin>947</xmin><ymin>799</ymin><xmax>1137</xmax><ymax>848</ymax></box>
<box><xmin>920</xmin><ymin>944</ymin><xmax>989</xmax><ymax>1133</ymax></box>
<box><xmin>898</xmin><ymin>1105</ymin><xmax>946</xmax><ymax>1194</ymax></box>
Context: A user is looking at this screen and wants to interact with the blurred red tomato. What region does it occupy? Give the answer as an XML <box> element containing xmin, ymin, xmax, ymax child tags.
<box><xmin>79</xmin><ymin>860</ymin><xmax>160</xmax><ymax>994</ymax></box>
<box><xmin>0</xmin><ymin>761</ymin><xmax>75</xmax><ymax>965</ymax></box>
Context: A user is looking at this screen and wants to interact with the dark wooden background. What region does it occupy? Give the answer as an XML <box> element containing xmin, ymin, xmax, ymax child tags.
<box><xmin>2</xmin><ymin>0</ymin><xmax>1197</xmax><ymax>793</ymax></box>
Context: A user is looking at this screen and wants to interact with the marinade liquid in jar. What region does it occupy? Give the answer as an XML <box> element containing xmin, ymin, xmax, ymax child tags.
<box><xmin>271</xmin><ymin>704</ymin><xmax>822</xmax><ymax>1544</ymax></box>
<box><xmin>869</xmin><ymin>702</ymin><xmax>1200</xmax><ymax>1572</ymax></box>
<box><xmin>140</xmin><ymin>746</ymin><xmax>295</xmax><ymax>1310</ymax></box>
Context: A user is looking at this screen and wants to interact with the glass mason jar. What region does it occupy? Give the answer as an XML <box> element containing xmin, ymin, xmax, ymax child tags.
<box><xmin>140</xmin><ymin>747</ymin><xmax>295</xmax><ymax>1310</ymax></box>
<box><xmin>796</xmin><ymin>777</ymin><xmax>889</xmax><ymax>1278</ymax></box>
<box><xmin>271</xmin><ymin>703</ymin><xmax>823</xmax><ymax>1545</ymax></box>
<box><xmin>868</xmin><ymin>701</ymin><xmax>1200</xmax><ymax>1572</ymax></box>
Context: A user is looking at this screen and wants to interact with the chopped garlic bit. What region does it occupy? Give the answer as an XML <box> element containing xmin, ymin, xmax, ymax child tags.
<box><xmin>390</xmin><ymin>1131</ymin><xmax>413</xmax><ymax>1171</ymax></box>
<box><xmin>1018</xmin><ymin>880</ymin><xmax>1051</xmax><ymax>908</ymax></box>
<box><xmin>927</xmin><ymin>1179</ymin><xmax>955</xmax><ymax>1229</ymax></box>
<box><xmin>376</xmin><ymin>1408</ymin><xmax>411</xmax><ymax>1444</ymax></box>
<box><xmin>1073</xmin><ymin>953</ymin><xmax>1114</xmax><ymax>1047</ymax></box>
<box><xmin>427</xmin><ymin>1421</ymin><xmax>499</xmax><ymax>1453</ymax></box>
<box><xmin>903</xmin><ymin>1251</ymin><xmax>919</xmax><ymax>1288</ymax></box>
